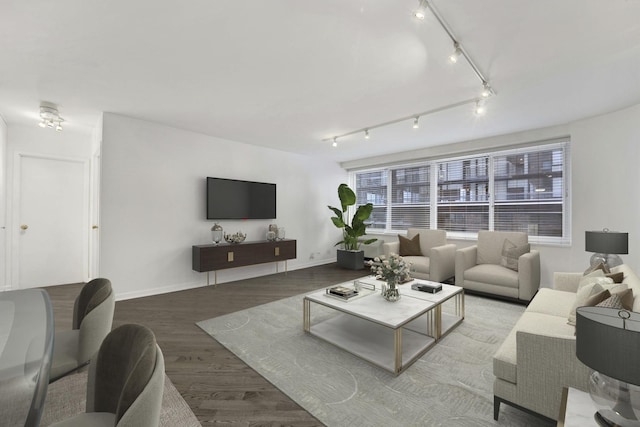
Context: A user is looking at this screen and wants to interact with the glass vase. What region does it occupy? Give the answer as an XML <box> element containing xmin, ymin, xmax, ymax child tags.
<box><xmin>382</xmin><ymin>278</ymin><xmax>401</xmax><ymax>302</ymax></box>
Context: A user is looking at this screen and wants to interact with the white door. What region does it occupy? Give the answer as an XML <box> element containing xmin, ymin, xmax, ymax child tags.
<box><xmin>13</xmin><ymin>154</ymin><xmax>89</xmax><ymax>288</ymax></box>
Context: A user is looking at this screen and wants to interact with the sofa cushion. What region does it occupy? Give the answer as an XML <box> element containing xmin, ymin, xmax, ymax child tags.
<box><xmin>477</xmin><ymin>230</ymin><xmax>527</xmax><ymax>265</ymax></box>
<box><xmin>407</xmin><ymin>228</ymin><xmax>446</xmax><ymax>257</ymax></box>
<box><xmin>398</xmin><ymin>234</ymin><xmax>421</xmax><ymax>256</ymax></box>
<box><xmin>500</xmin><ymin>239</ymin><xmax>530</xmax><ymax>271</ymax></box>
<box><xmin>464</xmin><ymin>264</ymin><xmax>519</xmax><ymax>288</ymax></box>
<box><xmin>525</xmin><ymin>288</ymin><xmax>576</xmax><ymax>317</ymax></box>
<box><xmin>494</xmin><ymin>311</ymin><xmax>576</xmax><ymax>384</ymax></box>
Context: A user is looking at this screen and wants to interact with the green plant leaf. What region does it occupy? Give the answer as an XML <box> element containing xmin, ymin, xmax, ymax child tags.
<box><xmin>337</xmin><ymin>183</ymin><xmax>356</xmax><ymax>212</ymax></box>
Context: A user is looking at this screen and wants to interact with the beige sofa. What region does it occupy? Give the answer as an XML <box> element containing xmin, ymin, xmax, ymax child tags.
<box><xmin>456</xmin><ymin>230</ymin><xmax>540</xmax><ymax>302</ymax></box>
<box><xmin>382</xmin><ymin>228</ymin><xmax>456</xmax><ymax>283</ymax></box>
<box><xmin>493</xmin><ymin>263</ymin><xmax>640</xmax><ymax>421</ymax></box>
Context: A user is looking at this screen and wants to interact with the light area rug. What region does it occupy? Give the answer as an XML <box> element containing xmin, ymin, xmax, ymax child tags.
<box><xmin>40</xmin><ymin>371</ymin><xmax>201</xmax><ymax>426</ymax></box>
<box><xmin>197</xmin><ymin>291</ymin><xmax>554</xmax><ymax>427</ymax></box>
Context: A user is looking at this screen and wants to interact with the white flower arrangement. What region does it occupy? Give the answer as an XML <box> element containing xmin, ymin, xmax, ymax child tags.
<box><xmin>368</xmin><ymin>253</ymin><xmax>410</xmax><ymax>285</ymax></box>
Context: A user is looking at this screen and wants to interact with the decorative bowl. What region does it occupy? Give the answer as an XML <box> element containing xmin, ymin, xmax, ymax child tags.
<box><xmin>224</xmin><ymin>232</ymin><xmax>246</xmax><ymax>244</ymax></box>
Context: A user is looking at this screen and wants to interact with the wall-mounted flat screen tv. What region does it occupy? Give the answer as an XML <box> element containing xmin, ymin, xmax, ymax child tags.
<box><xmin>206</xmin><ymin>177</ymin><xmax>276</xmax><ymax>220</ymax></box>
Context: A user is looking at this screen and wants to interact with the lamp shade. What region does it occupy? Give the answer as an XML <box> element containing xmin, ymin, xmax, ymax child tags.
<box><xmin>576</xmin><ymin>307</ymin><xmax>640</xmax><ymax>386</ymax></box>
<box><xmin>585</xmin><ymin>230</ymin><xmax>629</xmax><ymax>255</ymax></box>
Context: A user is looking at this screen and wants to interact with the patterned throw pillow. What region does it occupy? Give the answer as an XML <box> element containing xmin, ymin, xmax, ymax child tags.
<box><xmin>398</xmin><ymin>234</ymin><xmax>422</xmax><ymax>256</ymax></box>
<box><xmin>500</xmin><ymin>239</ymin><xmax>530</xmax><ymax>271</ymax></box>
<box><xmin>597</xmin><ymin>288</ymin><xmax>634</xmax><ymax>310</ymax></box>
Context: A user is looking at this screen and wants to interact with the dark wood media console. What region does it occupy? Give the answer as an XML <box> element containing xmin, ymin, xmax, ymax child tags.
<box><xmin>192</xmin><ymin>239</ymin><xmax>297</xmax><ymax>285</ymax></box>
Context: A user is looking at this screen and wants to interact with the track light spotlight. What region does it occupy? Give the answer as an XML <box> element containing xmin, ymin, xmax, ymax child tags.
<box><xmin>38</xmin><ymin>102</ymin><xmax>64</xmax><ymax>131</ymax></box>
<box><xmin>332</xmin><ymin>137</ymin><xmax>338</xmax><ymax>147</ymax></box>
<box><xmin>481</xmin><ymin>82</ymin><xmax>492</xmax><ymax>98</ymax></box>
<box><xmin>413</xmin><ymin>116</ymin><xmax>420</xmax><ymax>129</ymax></box>
<box><xmin>414</xmin><ymin>0</ymin><xmax>428</xmax><ymax>20</ymax></box>
<box><xmin>474</xmin><ymin>100</ymin><xmax>486</xmax><ymax>116</ymax></box>
<box><xmin>448</xmin><ymin>42</ymin><xmax>462</xmax><ymax>63</ymax></box>
<box><xmin>364</xmin><ymin>129</ymin><xmax>370</xmax><ymax>139</ymax></box>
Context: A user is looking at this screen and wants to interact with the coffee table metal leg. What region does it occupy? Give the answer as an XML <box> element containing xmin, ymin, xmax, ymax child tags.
<box><xmin>394</xmin><ymin>328</ymin><xmax>402</xmax><ymax>373</ymax></box>
<box><xmin>303</xmin><ymin>298</ymin><xmax>311</xmax><ymax>332</ymax></box>
<box><xmin>434</xmin><ymin>304</ymin><xmax>442</xmax><ymax>339</ymax></box>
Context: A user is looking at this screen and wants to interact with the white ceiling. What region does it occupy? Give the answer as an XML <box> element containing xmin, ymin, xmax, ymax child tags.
<box><xmin>1</xmin><ymin>0</ymin><xmax>639</xmax><ymax>163</ymax></box>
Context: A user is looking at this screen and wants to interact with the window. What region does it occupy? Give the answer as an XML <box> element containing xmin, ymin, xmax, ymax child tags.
<box><xmin>437</xmin><ymin>156</ymin><xmax>489</xmax><ymax>233</ymax></box>
<box><xmin>355</xmin><ymin>165</ymin><xmax>430</xmax><ymax>231</ymax></box>
<box><xmin>493</xmin><ymin>147</ymin><xmax>565</xmax><ymax>238</ymax></box>
<box><xmin>351</xmin><ymin>141</ymin><xmax>569</xmax><ymax>243</ymax></box>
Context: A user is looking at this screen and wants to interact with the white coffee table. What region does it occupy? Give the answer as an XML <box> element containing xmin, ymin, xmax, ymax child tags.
<box><xmin>303</xmin><ymin>277</ymin><xmax>464</xmax><ymax>375</ymax></box>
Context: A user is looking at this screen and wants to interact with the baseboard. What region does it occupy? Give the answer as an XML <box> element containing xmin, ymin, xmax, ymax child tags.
<box><xmin>113</xmin><ymin>259</ymin><xmax>338</xmax><ymax>301</ymax></box>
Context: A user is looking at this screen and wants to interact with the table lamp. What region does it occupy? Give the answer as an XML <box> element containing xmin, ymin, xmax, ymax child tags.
<box><xmin>576</xmin><ymin>306</ymin><xmax>640</xmax><ymax>426</ymax></box>
<box><xmin>585</xmin><ymin>229</ymin><xmax>628</xmax><ymax>269</ymax></box>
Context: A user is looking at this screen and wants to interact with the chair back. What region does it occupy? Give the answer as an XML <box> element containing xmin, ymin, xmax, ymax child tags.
<box><xmin>407</xmin><ymin>228</ymin><xmax>446</xmax><ymax>257</ymax></box>
<box><xmin>477</xmin><ymin>230</ymin><xmax>528</xmax><ymax>265</ymax></box>
<box><xmin>90</xmin><ymin>324</ymin><xmax>161</xmax><ymax>425</ymax></box>
<box><xmin>73</xmin><ymin>278</ymin><xmax>112</xmax><ymax>329</ymax></box>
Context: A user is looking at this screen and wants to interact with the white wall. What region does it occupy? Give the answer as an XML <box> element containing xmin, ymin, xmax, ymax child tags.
<box><xmin>357</xmin><ymin>103</ymin><xmax>640</xmax><ymax>286</ymax></box>
<box><xmin>0</xmin><ymin>116</ymin><xmax>7</xmax><ymax>289</ymax></box>
<box><xmin>100</xmin><ymin>114</ymin><xmax>346</xmax><ymax>299</ymax></box>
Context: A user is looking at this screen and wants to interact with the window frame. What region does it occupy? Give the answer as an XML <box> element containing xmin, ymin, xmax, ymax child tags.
<box><xmin>349</xmin><ymin>141</ymin><xmax>571</xmax><ymax>246</ymax></box>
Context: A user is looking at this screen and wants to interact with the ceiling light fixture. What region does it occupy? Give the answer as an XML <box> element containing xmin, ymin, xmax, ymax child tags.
<box><xmin>414</xmin><ymin>0</ymin><xmax>428</xmax><ymax>20</ymax></box>
<box><xmin>38</xmin><ymin>102</ymin><xmax>64</xmax><ymax>132</ymax></box>
<box><xmin>332</xmin><ymin>137</ymin><xmax>338</xmax><ymax>147</ymax></box>
<box><xmin>448</xmin><ymin>42</ymin><xmax>462</xmax><ymax>63</ymax></box>
<box><xmin>323</xmin><ymin>1</ymin><xmax>496</xmax><ymax>147</ymax></box>
<box><xmin>413</xmin><ymin>116</ymin><xmax>420</xmax><ymax>129</ymax></box>
<box><xmin>481</xmin><ymin>81</ymin><xmax>493</xmax><ymax>98</ymax></box>
<box><xmin>364</xmin><ymin>129</ymin><xmax>370</xmax><ymax>139</ymax></box>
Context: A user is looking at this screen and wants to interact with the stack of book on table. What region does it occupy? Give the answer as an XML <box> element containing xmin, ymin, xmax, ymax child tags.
<box><xmin>326</xmin><ymin>285</ymin><xmax>359</xmax><ymax>300</ymax></box>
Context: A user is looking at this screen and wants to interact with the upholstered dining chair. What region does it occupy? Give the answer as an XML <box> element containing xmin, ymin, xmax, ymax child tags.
<box><xmin>50</xmin><ymin>324</ymin><xmax>165</xmax><ymax>427</ymax></box>
<box><xmin>49</xmin><ymin>278</ymin><xmax>115</xmax><ymax>383</ymax></box>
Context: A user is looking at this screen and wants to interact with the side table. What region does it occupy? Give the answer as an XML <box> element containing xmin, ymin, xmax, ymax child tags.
<box><xmin>557</xmin><ymin>387</ymin><xmax>598</xmax><ymax>427</ymax></box>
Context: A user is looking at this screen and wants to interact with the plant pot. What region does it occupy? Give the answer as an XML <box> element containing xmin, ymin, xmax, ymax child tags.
<box><xmin>337</xmin><ymin>249</ymin><xmax>365</xmax><ymax>270</ymax></box>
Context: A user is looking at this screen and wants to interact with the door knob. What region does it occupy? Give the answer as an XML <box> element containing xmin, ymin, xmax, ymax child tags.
<box><xmin>92</xmin><ymin>225</ymin><xmax>99</xmax><ymax>229</ymax></box>
<box><xmin>20</xmin><ymin>224</ymin><xmax>29</xmax><ymax>230</ymax></box>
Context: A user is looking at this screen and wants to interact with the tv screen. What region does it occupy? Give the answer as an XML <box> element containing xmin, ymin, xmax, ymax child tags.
<box><xmin>206</xmin><ymin>177</ymin><xmax>276</xmax><ymax>220</ymax></box>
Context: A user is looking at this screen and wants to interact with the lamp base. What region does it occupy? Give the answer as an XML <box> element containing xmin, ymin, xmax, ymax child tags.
<box><xmin>590</xmin><ymin>372</ymin><xmax>640</xmax><ymax>427</ymax></box>
<box><xmin>595</xmin><ymin>410</ymin><xmax>640</xmax><ymax>427</ymax></box>
<box><xmin>589</xmin><ymin>253</ymin><xmax>624</xmax><ymax>269</ymax></box>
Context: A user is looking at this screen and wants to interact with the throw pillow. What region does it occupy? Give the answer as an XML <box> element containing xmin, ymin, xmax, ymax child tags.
<box><xmin>567</xmin><ymin>270</ymin><xmax>615</xmax><ymax>326</ymax></box>
<box><xmin>596</xmin><ymin>292</ymin><xmax>625</xmax><ymax>309</ymax></box>
<box><xmin>600</xmin><ymin>288</ymin><xmax>634</xmax><ymax>310</ymax></box>
<box><xmin>584</xmin><ymin>262</ymin><xmax>611</xmax><ymax>275</ymax></box>
<box><xmin>567</xmin><ymin>289</ymin><xmax>611</xmax><ymax>326</ymax></box>
<box><xmin>500</xmin><ymin>239</ymin><xmax>530</xmax><ymax>271</ymax></box>
<box><xmin>398</xmin><ymin>234</ymin><xmax>421</xmax><ymax>257</ymax></box>
<box><xmin>606</xmin><ymin>272</ymin><xmax>625</xmax><ymax>283</ymax></box>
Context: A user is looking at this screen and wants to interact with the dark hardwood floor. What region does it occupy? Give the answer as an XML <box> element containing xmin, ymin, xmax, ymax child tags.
<box><xmin>44</xmin><ymin>263</ymin><xmax>366</xmax><ymax>426</ymax></box>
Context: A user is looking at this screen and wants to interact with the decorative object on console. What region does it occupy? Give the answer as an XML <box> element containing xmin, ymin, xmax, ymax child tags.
<box><xmin>576</xmin><ymin>306</ymin><xmax>640</xmax><ymax>427</ymax></box>
<box><xmin>585</xmin><ymin>229</ymin><xmax>629</xmax><ymax>270</ymax></box>
<box><xmin>224</xmin><ymin>231</ymin><xmax>246</xmax><ymax>244</ymax></box>
<box><xmin>211</xmin><ymin>223</ymin><xmax>223</xmax><ymax>245</ymax></box>
<box><xmin>267</xmin><ymin>224</ymin><xmax>278</xmax><ymax>241</ymax></box>
<box><xmin>368</xmin><ymin>253</ymin><xmax>410</xmax><ymax>302</ymax></box>
<box><xmin>328</xmin><ymin>183</ymin><xmax>376</xmax><ymax>270</ymax></box>
<box><xmin>276</xmin><ymin>227</ymin><xmax>286</xmax><ymax>240</ymax></box>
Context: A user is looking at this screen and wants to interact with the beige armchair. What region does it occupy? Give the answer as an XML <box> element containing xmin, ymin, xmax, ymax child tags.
<box><xmin>455</xmin><ymin>230</ymin><xmax>540</xmax><ymax>302</ymax></box>
<box><xmin>383</xmin><ymin>228</ymin><xmax>456</xmax><ymax>283</ymax></box>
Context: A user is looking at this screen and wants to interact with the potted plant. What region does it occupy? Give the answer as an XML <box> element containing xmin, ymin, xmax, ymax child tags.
<box><xmin>328</xmin><ymin>183</ymin><xmax>377</xmax><ymax>269</ymax></box>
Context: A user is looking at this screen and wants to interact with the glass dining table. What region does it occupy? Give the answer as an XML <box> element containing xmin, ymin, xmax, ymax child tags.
<box><xmin>0</xmin><ymin>289</ymin><xmax>54</xmax><ymax>427</ymax></box>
